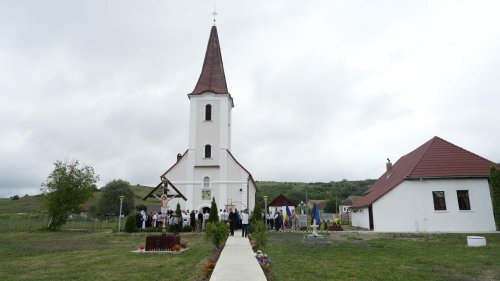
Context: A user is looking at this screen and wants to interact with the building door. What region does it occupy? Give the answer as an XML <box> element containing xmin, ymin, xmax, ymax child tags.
<box><xmin>368</xmin><ymin>205</ymin><xmax>374</xmax><ymax>230</ymax></box>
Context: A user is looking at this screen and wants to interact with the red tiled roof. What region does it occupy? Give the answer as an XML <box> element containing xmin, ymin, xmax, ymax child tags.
<box><xmin>352</xmin><ymin>136</ymin><xmax>492</xmax><ymax>208</ymax></box>
<box><xmin>191</xmin><ymin>25</ymin><xmax>229</xmax><ymax>95</ymax></box>
<box><xmin>269</xmin><ymin>194</ymin><xmax>295</xmax><ymax>206</ymax></box>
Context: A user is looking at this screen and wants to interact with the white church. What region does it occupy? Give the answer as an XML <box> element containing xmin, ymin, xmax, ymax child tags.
<box><xmin>151</xmin><ymin>25</ymin><xmax>257</xmax><ymax>213</ymax></box>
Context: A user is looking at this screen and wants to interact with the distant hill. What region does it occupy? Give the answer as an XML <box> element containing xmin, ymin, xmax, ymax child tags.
<box><xmin>0</xmin><ymin>184</ymin><xmax>161</xmax><ymax>215</ymax></box>
<box><xmin>255</xmin><ymin>179</ymin><xmax>375</xmax><ymax>208</ymax></box>
<box><xmin>1</xmin><ymin>180</ymin><xmax>375</xmax><ymax>214</ymax></box>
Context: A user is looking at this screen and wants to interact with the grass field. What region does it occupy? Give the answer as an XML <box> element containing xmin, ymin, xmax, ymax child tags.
<box><xmin>0</xmin><ymin>231</ymin><xmax>211</xmax><ymax>281</ymax></box>
<box><xmin>1</xmin><ymin>230</ymin><xmax>498</xmax><ymax>281</ymax></box>
<box><xmin>263</xmin><ymin>232</ymin><xmax>500</xmax><ymax>281</ymax></box>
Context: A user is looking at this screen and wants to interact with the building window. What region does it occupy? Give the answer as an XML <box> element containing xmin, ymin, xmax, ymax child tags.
<box><xmin>204</xmin><ymin>145</ymin><xmax>211</xmax><ymax>158</ymax></box>
<box><xmin>432</xmin><ymin>191</ymin><xmax>447</xmax><ymax>211</ymax></box>
<box><xmin>202</xmin><ymin>176</ymin><xmax>211</xmax><ymax>200</ymax></box>
<box><xmin>205</xmin><ymin>104</ymin><xmax>212</xmax><ymax>121</ymax></box>
<box><xmin>457</xmin><ymin>190</ymin><xmax>471</xmax><ymax>210</ymax></box>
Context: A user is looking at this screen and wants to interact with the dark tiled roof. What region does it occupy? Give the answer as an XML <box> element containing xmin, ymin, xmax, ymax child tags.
<box><xmin>340</xmin><ymin>196</ymin><xmax>362</xmax><ymax>206</ymax></box>
<box><xmin>352</xmin><ymin>136</ymin><xmax>492</xmax><ymax>208</ymax></box>
<box><xmin>269</xmin><ymin>194</ymin><xmax>295</xmax><ymax>206</ymax></box>
<box><xmin>191</xmin><ymin>25</ymin><xmax>229</xmax><ymax>95</ymax></box>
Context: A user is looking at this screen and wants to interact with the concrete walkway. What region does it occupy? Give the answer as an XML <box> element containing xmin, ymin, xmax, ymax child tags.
<box><xmin>210</xmin><ymin>230</ymin><xmax>267</xmax><ymax>281</ymax></box>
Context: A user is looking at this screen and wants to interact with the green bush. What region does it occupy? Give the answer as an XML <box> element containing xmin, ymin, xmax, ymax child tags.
<box><xmin>124</xmin><ymin>214</ymin><xmax>137</xmax><ymax>233</ymax></box>
<box><xmin>251</xmin><ymin>220</ymin><xmax>267</xmax><ymax>250</ymax></box>
<box><xmin>208</xmin><ymin>197</ymin><xmax>219</xmax><ymax>223</ymax></box>
<box><xmin>182</xmin><ymin>225</ymin><xmax>193</xmax><ymax>232</ymax></box>
<box><xmin>251</xmin><ymin>202</ymin><xmax>263</xmax><ymax>224</ymax></box>
<box><xmin>206</xmin><ymin>221</ymin><xmax>228</xmax><ymax>248</ymax></box>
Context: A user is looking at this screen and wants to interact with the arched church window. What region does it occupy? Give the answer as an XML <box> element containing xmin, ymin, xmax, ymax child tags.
<box><xmin>204</xmin><ymin>145</ymin><xmax>211</xmax><ymax>158</ymax></box>
<box><xmin>205</xmin><ymin>104</ymin><xmax>212</xmax><ymax>121</ymax></box>
<box><xmin>203</xmin><ymin>176</ymin><xmax>210</xmax><ymax>189</ymax></box>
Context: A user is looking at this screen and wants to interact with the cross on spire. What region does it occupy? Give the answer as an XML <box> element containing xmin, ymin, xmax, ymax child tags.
<box><xmin>212</xmin><ymin>5</ymin><xmax>218</xmax><ymax>25</ymax></box>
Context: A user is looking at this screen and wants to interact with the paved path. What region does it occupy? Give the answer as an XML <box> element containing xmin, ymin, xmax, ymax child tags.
<box><xmin>210</xmin><ymin>230</ymin><xmax>267</xmax><ymax>281</ymax></box>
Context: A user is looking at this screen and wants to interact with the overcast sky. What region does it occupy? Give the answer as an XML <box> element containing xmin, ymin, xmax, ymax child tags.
<box><xmin>1</xmin><ymin>1</ymin><xmax>499</xmax><ymax>198</ymax></box>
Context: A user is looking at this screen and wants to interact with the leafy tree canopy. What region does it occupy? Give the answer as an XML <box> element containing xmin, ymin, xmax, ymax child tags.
<box><xmin>96</xmin><ymin>179</ymin><xmax>135</xmax><ymax>216</ymax></box>
<box><xmin>41</xmin><ymin>159</ymin><xmax>99</xmax><ymax>231</ymax></box>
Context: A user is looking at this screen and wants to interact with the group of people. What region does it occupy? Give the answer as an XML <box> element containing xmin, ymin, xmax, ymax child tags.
<box><xmin>222</xmin><ymin>208</ymin><xmax>249</xmax><ymax>237</ymax></box>
<box><xmin>263</xmin><ymin>209</ymin><xmax>298</xmax><ymax>232</ymax></box>
<box><xmin>137</xmin><ymin>206</ymin><xmax>301</xmax><ymax>235</ymax></box>
<box><xmin>135</xmin><ymin>207</ymin><xmax>251</xmax><ymax>237</ymax></box>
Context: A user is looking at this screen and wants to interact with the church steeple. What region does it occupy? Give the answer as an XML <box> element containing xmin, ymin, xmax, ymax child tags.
<box><xmin>192</xmin><ymin>25</ymin><xmax>229</xmax><ymax>95</ymax></box>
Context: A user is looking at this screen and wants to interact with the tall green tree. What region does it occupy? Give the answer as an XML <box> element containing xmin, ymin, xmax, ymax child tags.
<box><xmin>251</xmin><ymin>201</ymin><xmax>263</xmax><ymax>224</ymax></box>
<box><xmin>491</xmin><ymin>164</ymin><xmax>500</xmax><ymax>230</ymax></box>
<box><xmin>175</xmin><ymin>202</ymin><xmax>182</xmax><ymax>227</ymax></box>
<box><xmin>324</xmin><ymin>197</ymin><xmax>338</xmax><ymax>213</ymax></box>
<box><xmin>96</xmin><ymin>179</ymin><xmax>135</xmax><ymax>216</ymax></box>
<box><xmin>208</xmin><ymin>197</ymin><xmax>219</xmax><ymax>223</ymax></box>
<box><xmin>41</xmin><ymin>160</ymin><xmax>99</xmax><ymax>231</ymax></box>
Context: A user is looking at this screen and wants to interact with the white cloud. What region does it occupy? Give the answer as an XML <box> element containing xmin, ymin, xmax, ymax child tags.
<box><xmin>0</xmin><ymin>1</ymin><xmax>499</xmax><ymax>197</ymax></box>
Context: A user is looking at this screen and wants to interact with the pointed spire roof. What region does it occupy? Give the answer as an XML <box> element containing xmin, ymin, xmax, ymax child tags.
<box><xmin>192</xmin><ymin>25</ymin><xmax>229</xmax><ymax>95</ymax></box>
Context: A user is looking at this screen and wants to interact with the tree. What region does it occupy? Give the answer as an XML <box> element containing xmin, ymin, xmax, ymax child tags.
<box><xmin>96</xmin><ymin>179</ymin><xmax>135</xmax><ymax>216</ymax></box>
<box><xmin>175</xmin><ymin>202</ymin><xmax>182</xmax><ymax>227</ymax></box>
<box><xmin>251</xmin><ymin>201</ymin><xmax>263</xmax><ymax>224</ymax></box>
<box><xmin>208</xmin><ymin>197</ymin><xmax>219</xmax><ymax>223</ymax></box>
<box><xmin>324</xmin><ymin>197</ymin><xmax>338</xmax><ymax>213</ymax></box>
<box><xmin>41</xmin><ymin>160</ymin><xmax>99</xmax><ymax>231</ymax></box>
<box><xmin>491</xmin><ymin>164</ymin><xmax>500</xmax><ymax>230</ymax></box>
<box><xmin>124</xmin><ymin>213</ymin><xmax>137</xmax><ymax>233</ymax></box>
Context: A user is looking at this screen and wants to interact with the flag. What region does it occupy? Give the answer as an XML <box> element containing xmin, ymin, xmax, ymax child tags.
<box><xmin>313</xmin><ymin>203</ymin><xmax>321</xmax><ymax>225</ymax></box>
<box><xmin>285</xmin><ymin>204</ymin><xmax>292</xmax><ymax>222</ymax></box>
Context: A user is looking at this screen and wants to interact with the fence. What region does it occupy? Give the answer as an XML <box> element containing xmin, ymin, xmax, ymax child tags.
<box><xmin>0</xmin><ymin>213</ymin><xmax>119</xmax><ymax>233</ymax></box>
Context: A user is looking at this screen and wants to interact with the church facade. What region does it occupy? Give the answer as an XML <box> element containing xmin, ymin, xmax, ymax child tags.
<box><xmin>160</xmin><ymin>25</ymin><xmax>256</xmax><ymax>213</ymax></box>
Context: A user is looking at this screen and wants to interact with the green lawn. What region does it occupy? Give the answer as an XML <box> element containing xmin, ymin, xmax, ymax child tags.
<box><xmin>262</xmin><ymin>232</ymin><xmax>500</xmax><ymax>281</ymax></box>
<box><xmin>0</xmin><ymin>231</ymin><xmax>211</xmax><ymax>281</ymax></box>
<box><xmin>1</xmin><ymin>230</ymin><xmax>499</xmax><ymax>281</ymax></box>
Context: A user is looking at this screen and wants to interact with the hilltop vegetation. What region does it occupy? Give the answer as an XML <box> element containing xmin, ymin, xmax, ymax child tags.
<box><xmin>256</xmin><ymin>179</ymin><xmax>375</xmax><ymax>208</ymax></box>
<box><xmin>1</xmin><ymin>180</ymin><xmax>375</xmax><ymax>215</ymax></box>
<box><xmin>1</xmin><ymin>184</ymin><xmax>160</xmax><ymax>216</ymax></box>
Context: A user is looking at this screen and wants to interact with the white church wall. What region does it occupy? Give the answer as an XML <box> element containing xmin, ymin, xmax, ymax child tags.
<box><xmin>351</xmin><ymin>207</ymin><xmax>370</xmax><ymax>229</ymax></box>
<box><xmin>373</xmin><ymin>178</ymin><xmax>496</xmax><ymax>232</ymax></box>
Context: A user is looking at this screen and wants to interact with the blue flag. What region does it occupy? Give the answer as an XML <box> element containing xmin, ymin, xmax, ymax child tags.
<box><xmin>313</xmin><ymin>203</ymin><xmax>321</xmax><ymax>225</ymax></box>
<box><xmin>285</xmin><ymin>204</ymin><xmax>292</xmax><ymax>220</ymax></box>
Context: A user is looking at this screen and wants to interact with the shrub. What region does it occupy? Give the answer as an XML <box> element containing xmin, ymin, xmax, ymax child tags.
<box><xmin>182</xmin><ymin>225</ymin><xmax>193</xmax><ymax>232</ymax></box>
<box><xmin>208</xmin><ymin>197</ymin><xmax>219</xmax><ymax>223</ymax></box>
<box><xmin>250</xmin><ymin>202</ymin><xmax>263</xmax><ymax>224</ymax></box>
<box><xmin>251</xmin><ymin>220</ymin><xmax>267</xmax><ymax>250</ymax></box>
<box><xmin>206</xmin><ymin>221</ymin><xmax>228</xmax><ymax>248</ymax></box>
<box><xmin>124</xmin><ymin>213</ymin><xmax>137</xmax><ymax>233</ymax></box>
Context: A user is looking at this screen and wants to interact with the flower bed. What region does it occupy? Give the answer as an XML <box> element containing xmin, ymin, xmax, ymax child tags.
<box><xmin>255</xmin><ymin>250</ymin><xmax>272</xmax><ymax>279</ymax></box>
<box><xmin>204</xmin><ymin>247</ymin><xmax>223</xmax><ymax>278</ymax></box>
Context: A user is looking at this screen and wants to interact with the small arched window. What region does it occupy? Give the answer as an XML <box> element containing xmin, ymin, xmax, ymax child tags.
<box><xmin>204</xmin><ymin>145</ymin><xmax>211</xmax><ymax>158</ymax></box>
<box><xmin>203</xmin><ymin>176</ymin><xmax>210</xmax><ymax>189</ymax></box>
<box><xmin>205</xmin><ymin>104</ymin><xmax>212</xmax><ymax>121</ymax></box>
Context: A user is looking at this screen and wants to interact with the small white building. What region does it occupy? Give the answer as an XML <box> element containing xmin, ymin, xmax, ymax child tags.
<box><xmin>351</xmin><ymin>136</ymin><xmax>496</xmax><ymax>232</ymax></box>
<box><xmin>156</xmin><ymin>25</ymin><xmax>256</xmax><ymax>213</ymax></box>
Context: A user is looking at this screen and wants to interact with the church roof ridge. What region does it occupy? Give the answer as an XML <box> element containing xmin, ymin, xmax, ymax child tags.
<box><xmin>191</xmin><ymin>25</ymin><xmax>229</xmax><ymax>95</ymax></box>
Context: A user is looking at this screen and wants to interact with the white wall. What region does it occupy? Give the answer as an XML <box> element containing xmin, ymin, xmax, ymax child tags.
<box><xmin>351</xmin><ymin>207</ymin><xmax>370</xmax><ymax>229</ymax></box>
<box><xmin>372</xmin><ymin>178</ymin><xmax>496</xmax><ymax>232</ymax></box>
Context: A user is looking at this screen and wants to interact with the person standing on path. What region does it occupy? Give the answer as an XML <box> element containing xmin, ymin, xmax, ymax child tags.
<box><xmin>197</xmin><ymin>211</ymin><xmax>203</xmax><ymax>232</ymax></box>
<box><xmin>228</xmin><ymin>208</ymin><xmax>235</xmax><ymax>236</ymax></box>
<box><xmin>241</xmin><ymin>209</ymin><xmax>249</xmax><ymax>237</ymax></box>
